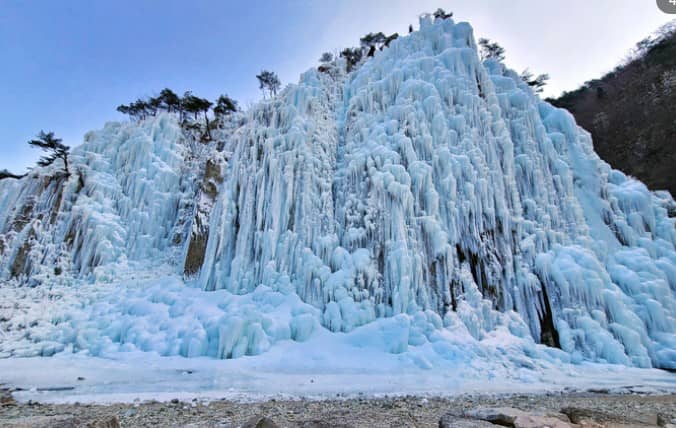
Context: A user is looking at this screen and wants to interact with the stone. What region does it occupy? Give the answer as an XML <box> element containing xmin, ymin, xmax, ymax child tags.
<box><xmin>465</xmin><ymin>407</ymin><xmax>573</xmax><ymax>428</ymax></box>
<box><xmin>560</xmin><ymin>407</ymin><xmax>625</xmax><ymax>425</ymax></box>
<box><xmin>86</xmin><ymin>416</ymin><xmax>121</xmax><ymax>428</ymax></box>
<box><xmin>657</xmin><ymin>414</ymin><xmax>676</xmax><ymax>427</ymax></box>
<box><xmin>465</xmin><ymin>407</ymin><xmax>530</xmax><ymax>425</ymax></box>
<box><xmin>298</xmin><ymin>421</ymin><xmax>354</xmax><ymax>428</ymax></box>
<box><xmin>512</xmin><ymin>414</ymin><xmax>573</xmax><ymax>428</ymax></box>
<box><xmin>243</xmin><ymin>416</ymin><xmax>280</xmax><ymax>428</ymax></box>
<box><xmin>1</xmin><ymin>394</ymin><xmax>16</xmax><ymax>406</ymax></box>
<box><xmin>439</xmin><ymin>413</ymin><xmax>497</xmax><ymax>427</ymax></box>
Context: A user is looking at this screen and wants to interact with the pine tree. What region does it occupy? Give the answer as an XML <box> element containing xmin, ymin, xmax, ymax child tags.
<box><xmin>158</xmin><ymin>88</ymin><xmax>180</xmax><ymax>113</ymax></box>
<box><xmin>131</xmin><ymin>99</ymin><xmax>149</xmax><ymax>120</ymax></box>
<box><xmin>116</xmin><ymin>104</ymin><xmax>131</xmax><ymax>116</ymax></box>
<box><xmin>520</xmin><ymin>69</ymin><xmax>550</xmax><ymax>94</ymax></box>
<box><xmin>196</xmin><ymin>97</ymin><xmax>213</xmax><ymax>139</ymax></box>
<box><xmin>384</xmin><ymin>33</ymin><xmax>399</xmax><ymax>48</ymax></box>
<box><xmin>196</xmin><ymin>97</ymin><xmax>212</xmax><ymax>124</ymax></box>
<box><xmin>360</xmin><ymin>32</ymin><xmax>386</xmax><ymax>51</ymax></box>
<box><xmin>340</xmin><ymin>48</ymin><xmax>363</xmax><ymax>72</ymax></box>
<box><xmin>433</xmin><ymin>8</ymin><xmax>453</xmax><ymax>20</ymax></box>
<box><xmin>213</xmin><ymin>94</ymin><xmax>238</xmax><ymax>118</ymax></box>
<box><xmin>319</xmin><ymin>52</ymin><xmax>333</xmax><ymax>63</ymax></box>
<box><xmin>116</xmin><ymin>89</ymin><xmax>185</xmax><ymax>120</ymax></box>
<box><xmin>179</xmin><ymin>91</ymin><xmax>214</xmax><ymax>139</ymax></box>
<box><xmin>28</xmin><ymin>131</ymin><xmax>70</xmax><ymax>176</ymax></box>
<box><xmin>148</xmin><ymin>96</ymin><xmax>162</xmax><ymax>116</ymax></box>
<box><xmin>181</xmin><ymin>91</ymin><xmax>195</xmax><ymax>120</ymax></box>
<box><xmin>256</xmin><ymin>70</ymin><xmax>281</xmax><ymax>98</ymax></box>
<box><xmin>0</xmin><ymin>169</ymin><xmax>25</xmax><ymax>180</ymax></box>
<box><xmin>478</xmin><ymin>38</ymin><xmax>506</xmax><ymax>62</ymax></box>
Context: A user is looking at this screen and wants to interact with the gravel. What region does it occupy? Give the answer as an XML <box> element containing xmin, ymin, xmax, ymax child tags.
<box><xmin>1</xmin><ymin>390</ymin><xmax>674</xmax><ymax>427</ymax></box>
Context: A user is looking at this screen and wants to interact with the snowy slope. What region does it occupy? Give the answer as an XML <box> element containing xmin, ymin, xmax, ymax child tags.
<box><xmin>0</xmin><ymin>15</ymin><xmax>674</xmax><ymax>374</ymax></box>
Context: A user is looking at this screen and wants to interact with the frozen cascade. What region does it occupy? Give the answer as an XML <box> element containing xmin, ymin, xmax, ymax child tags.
<box><xmin>0</xmin><ymin>16</ymin><xmax>674</xmax><ymax>369</ymax></box>
<box><xmin>0</xmin><ymin>115</ymin><xmax>199</xmax><ymax>283</ymax></box>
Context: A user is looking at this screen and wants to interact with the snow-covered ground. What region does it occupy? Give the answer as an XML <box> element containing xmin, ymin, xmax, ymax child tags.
<box><xmin>1</xmin><ymin>272</ymin><xmax>674</xmax><ymax>404</ymax></box>
<box><xmin>2</xmin><ymin>339</ymin><xmax>675</xmax><ymax>404</ymax></box>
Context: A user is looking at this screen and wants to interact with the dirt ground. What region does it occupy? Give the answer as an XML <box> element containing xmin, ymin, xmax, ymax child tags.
<box><xmin>1</xmin><ymin>389</ymin><xmax>676</xmax><ymax>427</ymax></box>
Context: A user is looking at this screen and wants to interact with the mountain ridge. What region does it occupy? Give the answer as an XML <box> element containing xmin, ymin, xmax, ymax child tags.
<box><xmin>550</xmin><ymin>26</ymin><xmax>676</xmax><ymax>195</ymax></box>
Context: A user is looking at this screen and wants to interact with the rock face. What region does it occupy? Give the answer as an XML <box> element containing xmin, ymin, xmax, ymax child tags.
<box><xmin>0</xmin><ymin>15</ymin><xmax>674</xmax><ymax>367</ymax></box>
<box><xmin>550</xmin><ymin>29</ymin><xmax>676</xmax><ymax>195</ymax></box>
<box><xmin>184</xmin><ymin>157</ymin><xmax>224</xmax><ymax>276</ymax></box>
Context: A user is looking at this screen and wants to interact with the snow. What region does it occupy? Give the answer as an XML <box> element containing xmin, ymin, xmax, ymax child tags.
<box><xmin>0</xmin><ymin>336</ymin><xmax>675</xmax><ymax>404</ymax></box>
<box><xmin>2</xmin><ymin>272</ymin><xmax>674</xmax><ymax>403</ymax></box>
<box><xmin>0</xmin><ymin>13</ymin><xmax>675</xmax><ymax>395</ymax></box>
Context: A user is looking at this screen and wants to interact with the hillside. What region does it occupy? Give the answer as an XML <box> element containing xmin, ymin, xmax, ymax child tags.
<box><xmin>550</xmin><ymin>26</ymin><xmax>676</xmax><ymax>194</ymax></box>
<box><xmin>0</xmin><ymin>13</ymin><xmax>674</xmax><ymax>397</ymax></box>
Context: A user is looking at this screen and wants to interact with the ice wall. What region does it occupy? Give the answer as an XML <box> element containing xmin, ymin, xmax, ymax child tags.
<box><xmin>0</xmin><ymin>16</ymin><xmax>674</xmax><ymax>368</ymax></box>
<box><xmin>0</xmin><ymin>115</ymin><xmax>199</xmax><ymax>283</ymax></box>
<box><xmin>196</xmin><ymin>16</ymin><xmax>675</xmax><ymax>368</ymax></box>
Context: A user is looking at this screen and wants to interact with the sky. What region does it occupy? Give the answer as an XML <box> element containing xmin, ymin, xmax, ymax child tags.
<box><xmin>0</xmin><ymin>0</ymin><xmax>673</xmax><ymax>172</ymax></box>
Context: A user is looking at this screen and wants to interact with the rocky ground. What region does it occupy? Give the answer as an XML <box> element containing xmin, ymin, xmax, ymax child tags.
<box><xmin>1</xmin><ymin>389</ymin><xmax>675</xmax><ymax>428</ymax></box>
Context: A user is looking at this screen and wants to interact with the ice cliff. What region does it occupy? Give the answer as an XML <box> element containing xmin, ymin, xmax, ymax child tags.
<box><xmin>0</xmin><ymin>15</ymin><xmax>674</xmax><ymax>369</ymax></box>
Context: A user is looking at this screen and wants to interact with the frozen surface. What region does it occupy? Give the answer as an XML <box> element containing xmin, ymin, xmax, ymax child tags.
<box><xmin>1</xmin><ymin>334</ymin><xmax>675</xmax><ymax>404</ymax></box>
<box><xmin>0</xmin><ymin>14</ymin><xmax>674</xmax><ymax>390</ymax></box>
<box><xmin>1</xmin><ymin>273</ymin><xmax>674</xmax><ymax>404</ymax></box>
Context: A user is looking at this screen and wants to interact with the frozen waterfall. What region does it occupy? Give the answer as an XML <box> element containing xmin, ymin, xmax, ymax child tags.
<box><xmin>0</xmin><ymin>15</ymin><xmax>674</xmax><ymax>369</ymax></box>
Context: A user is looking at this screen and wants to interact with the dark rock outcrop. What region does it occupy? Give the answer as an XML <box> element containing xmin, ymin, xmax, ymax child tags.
<box><xmin>184</xmin><ymin>158</ymin><xmax>223</xmax><ymax>277</ymax></box>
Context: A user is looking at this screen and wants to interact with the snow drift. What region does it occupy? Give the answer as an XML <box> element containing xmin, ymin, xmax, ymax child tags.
<box><xmin>0</xmin><ymin>15</ymin><xmax>674</xmax><ymax>371</ymax></box>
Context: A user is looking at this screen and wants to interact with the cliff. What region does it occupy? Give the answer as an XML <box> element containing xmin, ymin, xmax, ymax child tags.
<box><xmin>0</xmin><ymin>16</ymin><xmax>674</xmax><ymax>370</ymax></box>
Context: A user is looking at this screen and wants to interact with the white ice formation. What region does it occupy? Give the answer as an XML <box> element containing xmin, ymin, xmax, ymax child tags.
<box><xmin>0</xmin><ymin>16</ymin><xmax>674</xmax><ymax>369</ymax></box>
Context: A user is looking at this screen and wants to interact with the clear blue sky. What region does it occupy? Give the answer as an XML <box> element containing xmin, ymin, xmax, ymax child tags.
<box><xmin>1</xmin><ymin>0</ymin><xmax>672</xmax><ymax>172</ymax></box>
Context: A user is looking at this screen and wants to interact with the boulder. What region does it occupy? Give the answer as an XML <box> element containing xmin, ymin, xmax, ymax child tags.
<box><xmin>242</xmin><ymin>416</ymin><xmax>279</xmax><ymax>428</ymax></box>
<box><xmin>439</xmin><ymin>413</ymin><xmax>497</xmax><ymax>427</ymax></box>
<box><xmin>560</xmin><ymin>407</ymin><xmax>628</xmax><ymax>426</ymax></box>
<box><xmin>657</xmin><ymin>413</ymin><xmax>676</xmax><ymax>428</ymax></box>
<box><xmin>1</xmin><ymin>393</ymin><xmax>16</xmax><ymax>407</ymax></box>
<box><xmin>465</xmin><ymin>407</ymin><xmax>573</xmax><ymax>428</ymax></box>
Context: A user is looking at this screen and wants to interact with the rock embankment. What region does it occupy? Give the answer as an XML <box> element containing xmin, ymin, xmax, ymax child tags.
<box><xmin>1</xmin><ymin>390</ymin><xmax>675</xmax><ymax>427</ymax></box>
